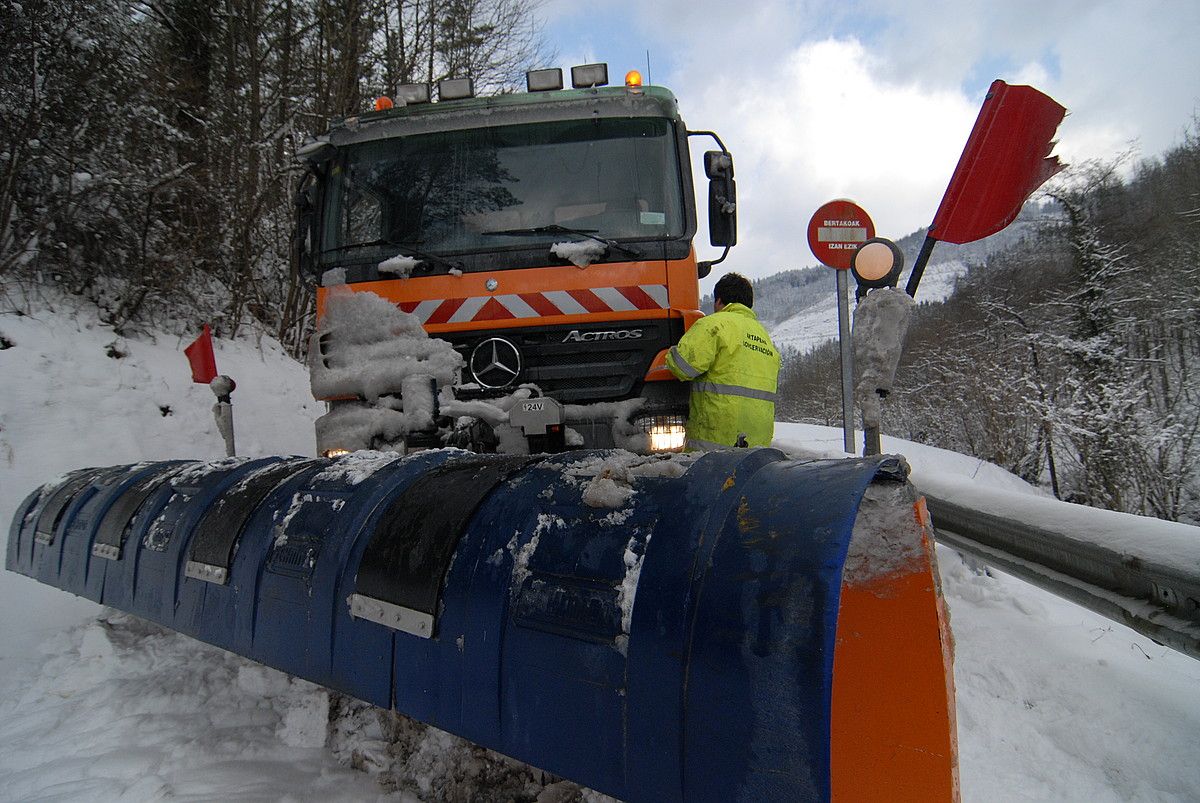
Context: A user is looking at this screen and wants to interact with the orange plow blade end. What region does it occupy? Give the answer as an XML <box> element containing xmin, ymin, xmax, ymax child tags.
<box><xmin>832</xmin><ymin>487</ymin><xmax>959</xmax><ymax>801</ymax></box>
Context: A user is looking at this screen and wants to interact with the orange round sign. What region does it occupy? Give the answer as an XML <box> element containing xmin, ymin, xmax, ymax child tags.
<box><xmin>807</xmin><ymin>199</ymin><xmax>875</xmax><ymax>270</ymax></box>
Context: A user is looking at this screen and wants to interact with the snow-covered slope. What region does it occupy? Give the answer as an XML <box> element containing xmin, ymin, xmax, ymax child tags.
<box><xmin>766</xmin><ymin>259</ymin><xmax>968</xmax><ymax>353</ymax></box>
<box><xmin>2</xmin><ymin>299</ymin><xmax>1198</xmax><ymax>801</ymax></box>
<box><xmin>0</xmin><ymin>299</ymin><xmax>322</xmax><ymax>654</ymax></box>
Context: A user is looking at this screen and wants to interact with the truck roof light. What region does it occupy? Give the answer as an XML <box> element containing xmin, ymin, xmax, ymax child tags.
<box><xmin>396</xmin><ymin>83</ymin><xmax>431</xmax><ymax>104</ymax></box>
<box><xmin>439</xmin><ymin>77</ymin><xmax>475</xmax><ymax>101</ymax></box>
<box><xmin>571</xmin><ymin>63</ymin><xmax>609</xmax><ymax>89</ymax></box>
<box><xmin>527</xmin><ymin>68</ymin><xmax>563</xmax><ymax>92</ymax></box>
<box><xmin>624</xmin><ymin>70</ymin><xmax>643</xmax><ymax>88</ymax></box>
<box><xmin>373</xmin><ymin>96</ymin><xmax>394</xmax><ymax>111</ymax></box>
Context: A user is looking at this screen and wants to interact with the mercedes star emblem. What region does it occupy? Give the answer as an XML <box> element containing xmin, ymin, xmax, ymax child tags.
<box><xmin>469</xmin><ymin>337</ymin><xmax>521</xmax><ymax>389</ymax></box>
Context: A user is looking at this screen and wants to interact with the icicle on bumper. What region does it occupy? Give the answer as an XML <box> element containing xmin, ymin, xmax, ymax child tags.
<box><xmin>309</xmin><ymin>287</ymin><xmax>464</xmax><ymax>453</ymax></box>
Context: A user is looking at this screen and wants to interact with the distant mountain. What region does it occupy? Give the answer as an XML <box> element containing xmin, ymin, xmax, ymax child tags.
<box><xmin>758</xmin><ymin>259</ymin><xmax>970</xmax><ymax>353</ymax></box>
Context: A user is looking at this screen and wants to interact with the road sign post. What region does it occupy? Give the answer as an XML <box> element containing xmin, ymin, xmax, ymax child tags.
<box><xmin>807</xmin><ymin>200</ymin><xmax>875</xmax><ymax>454</ymax></box>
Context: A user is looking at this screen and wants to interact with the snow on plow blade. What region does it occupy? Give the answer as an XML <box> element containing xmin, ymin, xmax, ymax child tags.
<box><xmin>7</xmin><ymin>449</ymin><xmax>957</xmax><ymax>801</ymax></box>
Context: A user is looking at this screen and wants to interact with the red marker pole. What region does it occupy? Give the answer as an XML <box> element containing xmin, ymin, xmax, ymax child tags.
<box><xmin>185</xmin><ymin>325</ymin><xmax>237</xmax><ymax>456</ymax></box>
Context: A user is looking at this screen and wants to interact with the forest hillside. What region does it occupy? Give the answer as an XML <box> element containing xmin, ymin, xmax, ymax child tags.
<box><xmin>779</xmin><ymin>136</ymin><xmax>1200</xmax><ymax>523</ymax></box>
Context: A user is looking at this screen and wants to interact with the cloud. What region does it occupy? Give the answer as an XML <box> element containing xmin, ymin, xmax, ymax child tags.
<box><xmin>673</xmin><ymin>37</ymin><xmax>979</xmax><ymax>283</ymax></box>
<box><xmin>1048</xmin><ymin>2</ymin><xmax>1200</xmax><ymax>163</ymax></box>
<box><xmin>540</xmin><ymin>0</ymin><xmax>1200</xmax><ymax>288</ymax></box>
<box><xmin>856</xmin><ymin>0</ymin><xmax>1087</xmax><ymax>86</ymax></box>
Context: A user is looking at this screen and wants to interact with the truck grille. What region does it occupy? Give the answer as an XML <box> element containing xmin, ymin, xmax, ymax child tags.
<box><xmin>445</xmin><ymin>319</ymin><xmax>681</xmax><ymax>403</ymax></box>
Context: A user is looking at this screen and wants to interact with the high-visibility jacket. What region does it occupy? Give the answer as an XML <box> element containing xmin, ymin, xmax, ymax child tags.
<box><xmin>665</xmin><ymin>303</ymin><xmax>781</xmax><ymax>450</ymax></box>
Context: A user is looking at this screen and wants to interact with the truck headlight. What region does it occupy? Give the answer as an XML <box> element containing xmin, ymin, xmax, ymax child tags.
<box><xmin>635</xmin><ymin>414</ymin><xmax>686</xmax><ymax>452</ymax></box>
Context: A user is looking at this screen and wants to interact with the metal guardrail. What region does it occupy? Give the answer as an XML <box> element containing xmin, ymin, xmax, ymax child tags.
<box><xmin>924</xmin><ymin>494</ymin><xmax>1200</xmax><ymax>662</ymax></box>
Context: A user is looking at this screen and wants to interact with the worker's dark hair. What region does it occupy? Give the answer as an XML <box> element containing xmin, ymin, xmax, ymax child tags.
<box><xmin>714</xmin><ymin>272</ymin><xmax>754</xmax><ymax>308</ymax></box>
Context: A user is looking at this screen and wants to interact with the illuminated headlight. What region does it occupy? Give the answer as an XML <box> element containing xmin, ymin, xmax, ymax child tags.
<box><xmin>323</xmin><ymin>448</ymin><xmax>351</xmax><ymax>459</ymax></box>
<box><xmin>635</xmin><ymin>414</ymin><xmax>686</xmax><ymax>452</ymax></box>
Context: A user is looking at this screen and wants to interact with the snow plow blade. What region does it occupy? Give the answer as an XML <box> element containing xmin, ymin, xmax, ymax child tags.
<box><xmin>7</xmin><ymin>449</ymin><xmax>957</xmax><ymax>801</ymax></box>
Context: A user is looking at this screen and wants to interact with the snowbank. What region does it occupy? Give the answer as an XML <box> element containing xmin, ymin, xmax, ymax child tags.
<box><xmin>775</xmin><ymin>422</ymin><xmax>1200</xmax><ymax>580</ymax></box>
<box><xmin>0</xmin><ymin>296</ymin><xmax>321</xmax><ymax>667</ymax></box>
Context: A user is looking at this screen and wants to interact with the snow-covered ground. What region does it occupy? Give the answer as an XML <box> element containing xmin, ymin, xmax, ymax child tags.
<box><xmin>767</xmin><ymin>258</ymin><xmax>968</xmax><ymax>354</ymax></box>
<box><xmin>2</xmin><ymin>298</ymin><xmax>1198</xmax><ymax>801</ymax></box>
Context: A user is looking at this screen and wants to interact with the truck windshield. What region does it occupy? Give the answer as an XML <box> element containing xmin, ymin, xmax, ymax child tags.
<box><xmin>321</xmin><ymin>117</ymin><xmax>686</xmax><ymax>258</ymax></box>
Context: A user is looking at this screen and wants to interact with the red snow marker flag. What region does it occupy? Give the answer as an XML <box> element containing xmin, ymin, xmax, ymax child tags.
<box><xmin>930</xmin><ymin>80</ymin><xmax>1066</xmax><ymax>244</ymax></box>
<box><xmin>185</xmin><ymin>324</ymin><xmax>218</xmax><ymax>384</ymax></box>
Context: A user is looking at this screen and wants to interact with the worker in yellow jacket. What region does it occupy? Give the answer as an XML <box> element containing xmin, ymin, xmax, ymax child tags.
<box><xmin>665</xmin><ymin>273</ymin><xmax>781</xmax><ymax>450</ymax></box>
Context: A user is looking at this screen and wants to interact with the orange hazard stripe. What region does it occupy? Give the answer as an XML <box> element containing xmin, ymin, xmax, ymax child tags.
<box><xmin>315</xmin><ymin>256</ymin><xmax>703</xmax><ymax>335</ymax></box>
<box><xmin>521</xmin><ymin>292</ymin><xmax>561</xmax><ymax>317</ymax></box>
<box><xmin>399</xmin><ymin>284</ymin><xmax>668</xmax><ymax>324</ymax></box>
<box><xmin>618</xmin><ymin>284</ymin><xmax>662</xmax><ymax>310</ymax></box>
<box><xmin>427</xmin><ymin>298</ymin><xmax>464</xmax><ymax>324</ymax></box>
<box><xmin>567</xmin><ymin>288</ymin><xmax>610</xmax><ymax>313</ymax></box>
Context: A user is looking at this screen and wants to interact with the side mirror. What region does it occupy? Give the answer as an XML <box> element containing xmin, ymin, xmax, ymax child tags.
<box><xmin>704</xmin><ymin>151</ymin><xmax>733</xmax><ymax>179</ymax></box>
<box><xmin>295</xmin><ymin>138</ymin><xmax>337</xmax><ymax>166</ymax></box>
<box><xmin>704</xmin><ymin>150</ymin><xmax>737</xmax><ymax>248</ymax></box>
<box><xmin>707</xmin><ymin>181</ymin><xmax>737</xmax><ymax>247</ymax></box>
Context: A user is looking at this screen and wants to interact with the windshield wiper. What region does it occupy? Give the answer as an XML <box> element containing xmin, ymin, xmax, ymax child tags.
<box><xmin>387</xmin><ymin>241</ymin><xmax>464</xmax><ymax>272</ymax></box>
<box><xmin>322</xmin><ymin>238</ymin><xmax>463</xmax><ymax>271</ymax></box>
<box><xmin>482</xmin><ymin>224</ymin><xmax>640</xmax><ymax>259</ymax></box>
<box><xmin>321</xmin><ymin>237</ymin><xmax>392</xmax><ymax>254</ymax></box>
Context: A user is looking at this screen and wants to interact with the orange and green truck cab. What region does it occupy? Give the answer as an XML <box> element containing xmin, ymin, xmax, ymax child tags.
<box><xmin>297</xmin><ymin>67</ymin><xmax>735</xmax><ymax>451</ymax></box>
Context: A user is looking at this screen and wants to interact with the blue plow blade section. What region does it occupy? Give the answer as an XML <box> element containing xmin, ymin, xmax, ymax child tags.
<box><xmin>7</xmin><ymin>448</ymin><xmax>912</xmax><ymax>801</ymax></box>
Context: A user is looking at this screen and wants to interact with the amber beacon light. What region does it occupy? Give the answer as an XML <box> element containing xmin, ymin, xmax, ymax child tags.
<box><xmin>625</xmin><ymin>70</ymin><xmax>643</xmax><ymax>88</ymax></box>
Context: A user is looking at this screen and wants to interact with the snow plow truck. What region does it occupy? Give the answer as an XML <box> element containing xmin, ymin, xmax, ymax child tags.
<box><xmin>8</xmin><ymin>64</ymin><xmax>959</xmax><ymax>802</ymax></box>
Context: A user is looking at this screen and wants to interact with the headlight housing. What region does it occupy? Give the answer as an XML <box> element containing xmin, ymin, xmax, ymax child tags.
<box><xmin>635</xmin><ymin>414</ymin><xmax>686</xmax><ymax>452</ymax></box>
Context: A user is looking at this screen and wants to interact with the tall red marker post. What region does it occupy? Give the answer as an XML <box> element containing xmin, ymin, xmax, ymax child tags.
<box><xmin>807</xmin><ymin>199</ymin><xmax>875</xmax><ymax>453</ymax></box>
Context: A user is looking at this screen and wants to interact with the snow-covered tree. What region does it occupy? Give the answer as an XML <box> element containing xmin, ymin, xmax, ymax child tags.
<box><xmin>2</xmin><ymin>0</ymin><xmax>551</xmax><ymax>352</ymax></box>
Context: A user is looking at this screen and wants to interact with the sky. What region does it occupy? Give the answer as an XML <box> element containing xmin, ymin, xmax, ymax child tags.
<box><xmin>539</xmin><ymin>0</ymin><xmax>1200</xmax><ymax>290</ymax></box>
